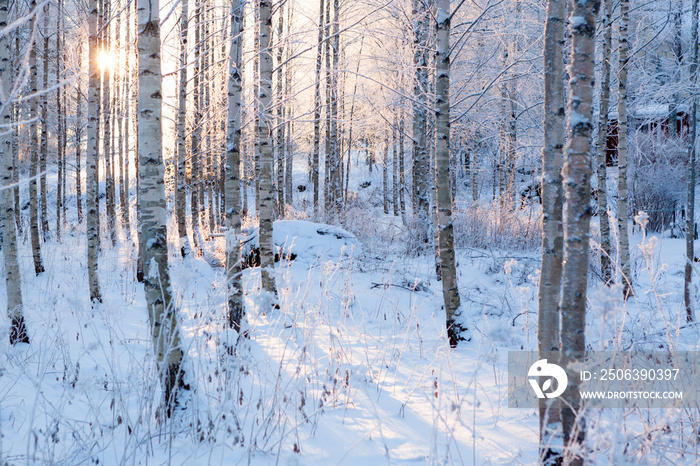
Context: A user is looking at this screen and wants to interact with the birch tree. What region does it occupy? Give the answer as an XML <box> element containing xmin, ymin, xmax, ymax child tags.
<box><xmin>28</xmin><ymin>0</ymin><xmax>44</xmax><ymax>275</ymax></box>
<box><xmin>102</xmin><ymin>0</ymin><xmax>116</xmax><ymax>245</ymax></box>
<box><xmin>0</xmin><ymin>0</ymin><xmax>28</xmax><ymax>344</ymax></box>
<box><xmin>87</xmin><ymin>0</ymin><xmax>102</xmax><ymax>302</ymax></box>
<box><xmin>412</xmin><ymin>0</ymin><xmax>430</xmax><ymax>244</ymax></box>
<box><xmin>617</xmin><ymin>0</ymin><xmax>632</xmax><ymax>298</ymax></box>
<box><xmin>226</xmin><ymin>0</ymin><xmax>245</xmax><ymax>331</ymax></box>
<box><xmin>257</xmin><ymin>0</ymin><xmax>278</xmax><ymax>301</ymax></box>
<box><xmin>595</xmin><ymin>0</ymin><xmax>613</xmax><ymax>285</ymax></box>
<box><xmin>435</xmin><ymin>0</ymin><xmax>467</xmax><ymax>347</ymax></box>
<box><xmin>685</xmin><ymin>0</ymin><xmax>698</xmax><ymax>322</ymax></box>
<box><xmin>538</xmin><ymin>0</ymin><xmax>566</xmax><ymax>457</ymax></box>
<box><xmin>137</xmin><ymin>0</ymin><xmax>187</xmax><ymax>408</ymax></box>
<box><xmin>176</xmin><ymin>0</ymin><xmax>189</xmax><ymax>256</ymax></box>
<box><xmin>39</xmin><ymin>4</ymin><xmax>48</xmax><ymax>238</ymax></box>
<box><xmin>560</xmin><ymin>0</ymin><xmax>600</xmax><ymax>463</ymax></box>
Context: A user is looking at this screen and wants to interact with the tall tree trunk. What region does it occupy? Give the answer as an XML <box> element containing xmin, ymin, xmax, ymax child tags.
<box><xmin>435</xmin><ymin>0</ymin><xmax>466</xmax><ymax>347</ymax></box>
<box><xmin>253</xmin><ymin>0</ymin><xmax>261</xmax><ymax>217</ymax></box>
<box><xmin>383</xmin><ymin>134</ymin><xmax>388</xmax><ymax>214</ymax></box>
<box><xmin>190</xmin><ymin>0</ymin><xmax>202</xmax><ymax>251</ymax></box>
<box><xmin>323</xmin><ymin>0</ymin><xmax>331</xmax><ymax>214</ymax></box>
<box><xmin>412</xmin><ymin>0</ymin><xmax>429</xmax><ymax>244</ymax></box>
<box><xmin>0</xmin><ymin>0</ymin><xmax>28</xmax><ymax>344</ymax></box>
<box><xmin>399</xmin><ymin>111</ymin><xmax>406</xmax><ymax>214</ymax></box>
<box><xmin>87</xmin><ymin>0</ymin><xmax>101</xmax><ymax>300</ymax></box>
<box><xmin>618</xmin><ymin>0</ymin><xmax>632</xmax><ymax>298</ymax></box>
<box><xmin>560</xmin><ymin>1</ymin><xmax>600</xmax><ymax>463</ymax></box>
<box><xmin>39</xmin><ymin>4</ymin><xmax>48</xmax><ymax>239</ymax></box>
<box><xmin>177</xmin><ymin>0</ymin><xmax>189</xmax><ymax>256</ymax></box>
<box><xmin>102</xmin><ymin>0</ymin><xmax>116</xmax><ymax>245</ymax></box>
<box><xmin>56</xmin><ymin>0</ymin><xmax>64</xmax><ymax>239</ymax></box>
<box><xmin>227</xmin><ymin>0</ymin><xmax>245</xmax><ymax>331</ymax></box>
<box><xmin>258</xmin><ymin>0</ymin><xmax>278</xmax><ymax>301</ymax></box>
<box><xmin>685</xmin><ymin>0</ymin><xmax>699</xmax><ymax>323</ymax></box>
<box><xmin>329</xmin><ymin>0</ymin><xmax>341</xmax><ymax>214</ymax></box>
<box><xmin>275</xmin><ymin>3</ymin><xmax>285</xmax><ymax>218</ymax></box>
<box><xmin>392</xmin><ymin>114</ymin><xmax>399</xmax><ymax>216</ymax></box>
<box><xmin>137</xmin><ymin>0</ymin><xmax>187</xmax><ymax>410</ymax></box>
<box><xmin>596</xmin><ymin>0</ymin><xmax>613</xmax><ymax>285</ymax></box>
<box><xmin>28</xmin><ymin>0</ymin><xmax>44</xmax><ymax>275</ymax></box>
<box><xmin>284</xmin><ymin>5</ymin><xmax>293</xmax><ymax>208</ymax></box>
<box><xmin>538</xmin><ymin>0</ymin><xmax>566</xmax><ymax>459</ymax></box>
<box><xmin>76</xmin><ymin>43</ymin><xmax>84</xmax><ymax>224</ymax></box>
<box><xmin>122</xmin><ymin>1</ymin><xmax>132</xmax><ymax>234</ymax></box>
<box><xmin>12</xmin><ymin>72</ymin><xmax>19</xmax><ymax>233</ymax></box>
<box><xmin>203</xmin><ymin>6</ymin><xmax>215</xmax><ymax>235</ymax></box>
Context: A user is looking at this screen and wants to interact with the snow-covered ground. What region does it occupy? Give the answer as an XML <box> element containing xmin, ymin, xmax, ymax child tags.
<box><xmin>2</xmin><ymin>164</ymin><xmax>700</xmax><ymax>464</ymax></box>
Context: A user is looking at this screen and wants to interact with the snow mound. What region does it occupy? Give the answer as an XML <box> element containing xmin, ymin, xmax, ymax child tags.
<box><xmin>243</xmin><ymin>220</ymin><xmax>361</xmax><ymax>263</ymax></box>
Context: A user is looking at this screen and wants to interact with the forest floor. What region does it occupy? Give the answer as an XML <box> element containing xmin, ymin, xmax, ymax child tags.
<box><xmin>2</xmin><ymin>175</ymin><xmax>700</xmax><ymax>464</ymax></box>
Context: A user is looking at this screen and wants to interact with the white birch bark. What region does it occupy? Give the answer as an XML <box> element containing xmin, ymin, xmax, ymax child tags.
<box><xmin>538</xmin><ymin>0</ymin><xmax>566</xmax><ymax>458</ymax></box>
<box><xmin>176</xmin><ymin>0</ymin><xmax>189</xmax><ymax>256</ymax></box>
<box><xmin>595</xmin><ymin>0</ymin><xmax>613</xmax><ymax>285</ymax></box>
<box><xmin>0</xmin><ymin>0</ymin><xmax>28</xmax><ymax>344</ymax></box>
<box><xmin>412</xmin><ymin>0</ymin><xmax>429</xmax><ymax>244</ymax></box>
<box><xmin>102</xmin><ymin>0</ymin><xmax>115</xmax><ymax>245</ymax></box>
<box><xmin>312</xmin><ymin>0</ymin><xmax>324</xmax><ymax>215</ymax></box>
<box><xmin>617</xmin><ymin>0</ymin><xmax>632</xmax><ymax>298</ymax></box>
<box><xmin>226</xmin><ymin>0</ymin><xmax>245</xmax><ymax>331</ymax></box>
<box><xmin>39</xmin><ymin>4</ymin><xmax>48</xmax><ymax>238</ymax></box>
<box><xmin>87</xmin><ymin>0</ymin><xmax>102</xmax><ymax>301</ymax></box>
<box><xmin>436</xmin><ymin>0</ymin><xmax>467</xmax><ymax>347</ymax></box>
<box><xmin>560</xmin><ymin>1</ymin><xmax>600</xmax><ymax>463</ymax></box>
<box><xmin>685</xmin><ymin>0</ymin><xmax>698</xmax><ymax>322</ymax></box>
<box><xmin>257</xmin><ymin>0</ymin><xmax>278</xmax><ymax>300</ymax></box>
<box><xmin>137</xmin><ymin>0</ymin><xmax>186</xmax><ymax>408</ymax></box>
<box><xmin>28</xmin><ymin>0</ymin><xmax>44</xmax><ymax>275</ymax></box>
<box><xmin>75</xmin><ymin>42</ymin><xmax>83</xmax><ymax>225</ymax></box>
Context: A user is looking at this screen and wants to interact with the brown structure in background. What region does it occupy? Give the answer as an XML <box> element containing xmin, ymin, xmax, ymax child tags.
<box><xmin>605</xmin><ymin>105</ymin><xmax>691</xmax><ymax>166</ymax></box>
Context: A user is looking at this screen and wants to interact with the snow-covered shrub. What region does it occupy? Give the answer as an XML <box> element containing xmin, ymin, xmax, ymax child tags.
<box><xmin>630</xmin><ymin>131</ymin><xmax>686</xmax><ymax>232</ymax></box>
<box><xmin>452</xmin><ymin>202</ymin><xmax>542</xmax><ymax>251</ymax></box>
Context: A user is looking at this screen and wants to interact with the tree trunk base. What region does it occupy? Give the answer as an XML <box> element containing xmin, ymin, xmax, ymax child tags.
<box><xmin>446</xmin><ymin>319</ymin><xmax>470</xmax><ymax>348</ymax></box>
<box><xmin>10</xmin><ymin>315</ymin><xmax>30</xmax><ymax>345</ymax></box>
<box><xmin>164</xmin><ymin>363</ymin><xmax>190</xmax><ymax>418</ymax></box>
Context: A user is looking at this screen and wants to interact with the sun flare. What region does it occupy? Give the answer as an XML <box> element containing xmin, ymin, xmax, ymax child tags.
<box><xmin>97</xmin><ymin>50</ymin><xmax>114</xmax><ymax>71</ymax></box>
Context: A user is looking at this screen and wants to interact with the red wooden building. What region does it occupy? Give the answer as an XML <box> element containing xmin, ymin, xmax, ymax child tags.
<box><xmin>605</xmin><ymin>104</ymin><xmax>690</xmax><ymax>166</ymax></box>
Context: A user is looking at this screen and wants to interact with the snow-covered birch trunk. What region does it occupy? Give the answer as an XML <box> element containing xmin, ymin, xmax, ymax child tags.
<box><xmin>122</xmin><ymin>3</ymin><xmax>131</xmax><ymax>233</ymax></box>
<box><xmin>226</xmin><ymin>0</ymin><xmax>245</xmax><ymax>331</ymax></box>
<box><xmin>137</xmin><ymin>0</ymin><xmax>187</xmax><ymax>409</ymax></box>
<box><xmin>0</xmin><ymin>0</ymin><xmax>28</xmax><ymax>344</ymax></box>
<box><xmin>28</xmin><ymin>0</ymin><xmax>44</xmax><ymax>275</ymax></box>
<box><xmin>312</xmin><ymin>0</ymin><xmax>324</xmax><ymax>215</ymax></box>
<box><xmin>87</xmin><ymin>0</ymin><xmax>102</xmax><ymax>302</ymax></box>
<box><xmin>435</xmin><ymin>0</ymin><xmax>467</xmax><ymax>347</ymax></box>
<box><xmin>75</xmin><ymin>44</ymin><xmax>83</xmax><ymax>225</ymax></box>
<box><xmin>176</xmin><ymin>0</ymin><xmax>189</xmax><ymax>256</ymax></box>
<box><xmin>102</xmin><ymin>0</ymin><xmax>115</xmax><ymax>246</ymax></box>
<box><xmin>617</xmin><ymin>0</ymin><xmax>632</xmax><ymax>299</ymax></box>
<box><xmin>275</xmin><ymin>3</ymin><xmax>285</xmax><ymax>218</ymax></box>
<box><xmin>685</xmin><ymin>0</ymin><xmax>698</xmax><ymax>323</ymax></box>
<box><xmin>258</xmin><ymin>0</ymin><xmax>278</xmax><ymax>301</ymax></box>
<box><xmin>56</xmin><ymin>2</ymin><xmax>64</xmax><ymax>239</ymax></box>
<box><xmin>595</xmin><ymin>0</ymin><xmax>613</xmax><ymax>285</ymax></box>
<box><xmin>39</xmin><ymin>4</ymin><xmax>48</xmax><ymax>238</ymax></box>
<box><xmin>560</xmin><ymin>1</ymin><xmax>600</xmax><ymax>463</ymax></box>
<box><xmin>538</xmin><ymin>0</ymin><xmax>566</xmax><ymax>457</ymax></box>
<box><xmin>190</xmin><ymin>0</ymin><xmax>202</xmax><ymax>251</ymax></box>
<box><xmin>412</xmin><ymin>0</ymin><xmax>429</xmax><ymax>244</ymax></box>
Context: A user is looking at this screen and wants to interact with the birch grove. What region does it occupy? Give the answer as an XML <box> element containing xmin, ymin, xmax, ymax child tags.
<box><xmin>1</xmin><ymin>0</ymin><xmax>699</xmax><ymax>461</ymax></box>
